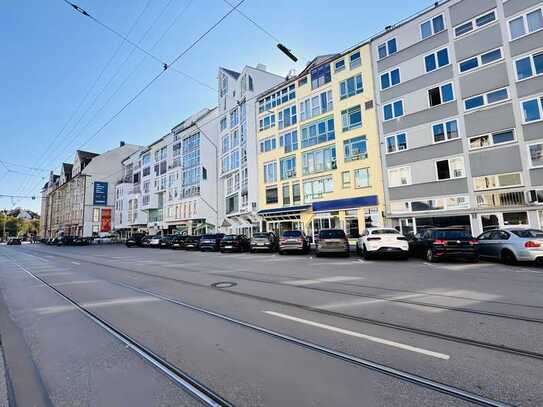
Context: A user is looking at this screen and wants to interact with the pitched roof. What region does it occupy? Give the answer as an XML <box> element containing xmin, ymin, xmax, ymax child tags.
<box><xmin>76</xmin><ymin>150</ymin><xmax>98</xmax><ymax>161</ymax></box>
<box><xmin>62</xmin><ymin>163</ymin><xmax>73</xmax><ymax>175</ymax></box>
<box><xmin>299</xmin><ymin>53</ymin><xmax>341</xmax><ymax>76</ymax></box>
<box><xmin>220</xmin><ymin>67</ymin><xmax>240</xmax><ymax>79</ymax></box>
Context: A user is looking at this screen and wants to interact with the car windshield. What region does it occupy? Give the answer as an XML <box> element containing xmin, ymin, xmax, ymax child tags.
<box><xmin>202</xmin><ymin>234</ymin><xmax>216</xmax><ymax>239</ymax></box>
<box><xmin>222</xmin><ymin>235</ymin><xmax>237</xmax><ymax>241</ymax></box>
<box><xmin>282</xmin><ymin>231</ymin><xmax>302</xmax><ymax>237</ymax></box>
<box><xmin>511</xmin><ymin>229</ymin><xmax>543</xmax><ymax>238</ymax></box>
<box><xmin>432</xmin><ymin>230</ymin><xmax>471</xmax><ymax>239</ymax></box>
<box><xmin>319</xmin><ymin>230</ymin><xmax>346</xmax><ymax>239</ymax></box>
<box><xmin>371</xmin><ymin>229</ymin><xmax>400</xmax><ymax>235</ymax></box>
<box><xmin>253</xmin><ymin>233</ymin><xmax>271</xmax><ymax>238</ymax></box>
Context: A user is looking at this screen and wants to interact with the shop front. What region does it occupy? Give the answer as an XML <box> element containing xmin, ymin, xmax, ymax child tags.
<box><xmin>258</xmin><ymin>205</ymin><xmax>310</xmax><ymax>236</ymax></box>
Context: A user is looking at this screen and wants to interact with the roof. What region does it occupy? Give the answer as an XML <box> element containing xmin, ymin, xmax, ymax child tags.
<box><xmin>62</xmin><ymin>163</ymin><xmax>73</xmax><ymax>174</ymax></box>
<box><xmin>76</xmin><ymin>150</ymin><xmax>98</xmax><ymax>161</ymax></box>
<box><xmin>220</xmin><ymin>67</ymin><xmax>240</xmax><ymax>79</ymax></box>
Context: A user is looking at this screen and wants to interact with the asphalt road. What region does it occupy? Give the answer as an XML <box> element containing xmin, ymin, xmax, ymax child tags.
<box><xmin>1</xmin><ymin>243</ymin><xmax>542</xmax><ymax>406</ymax></box>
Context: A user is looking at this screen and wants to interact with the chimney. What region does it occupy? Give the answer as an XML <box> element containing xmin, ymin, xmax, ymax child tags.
<box><xmin>256</xmin><ymin>63</ymin><xmax>267</xmax><ymax>71</ymax></box>
<box><xmin>120</xmin><ymin>141</ymin><xmax>125</xmax><ymax>147</ymax></box>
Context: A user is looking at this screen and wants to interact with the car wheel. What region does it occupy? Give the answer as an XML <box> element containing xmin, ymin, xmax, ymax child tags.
<box><xmin>363</xmin><ymin>246</ymin><xmax>372</xmax><ymax>260</ymax></box>
<box><xmin>426</xmin><ymin>248</ymin><xmax>436</xmax><ymax>263</ymax></box>
<box><xmin>356</xmin><ymin>244</ymin><xmax>362</xmax><ymax>256</ymax></box>
<box><xmin>501</xmin><ymin>250</ymin><xmax>516</xmax><ymax>265</ymax></box>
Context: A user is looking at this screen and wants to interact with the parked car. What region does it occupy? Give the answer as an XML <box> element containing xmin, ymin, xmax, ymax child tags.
<box><xmin>357</xmin><ymin>228</ymin><xmax>409</xmax><ymax>259</ymax></box>
<box><xmin>159</xmin><ymin>235</ymin><xmax>176</xmax><ymax>249</ymax></box>
<box><xmin>250</xmin><ymin>232</ymin><xmax>278</xmax><ymax>252</ymax></box>
<box><xmin>220</xmin><ymin>234</ymin><xmax>250</xmax><ymax>253</ymax></box>
<box><xmin>170</xmin><ymin>235</ymin><xmax>188</xmax><ymax>250</ymax></box>
<box><xmin>73</xmin><ymin>236</ymin><xmax>91</xmax><ymax>246</ymax></box>
<box><xmin>7</xmin><ymin>238</ymin><xmax>21</xmax><ymax>245</ymax></box>
<box><xmin>184</xmin><ymin>235</ymin><xmax>202</xmax><ymax>250</ymax></box>
<box><xmin>477</xmin><ymin>228</ymin><xmax>543</xmax><ymax>264</ymax></box>
<box><xmin>278</xmin><ymin>230</ymin><xmax>310</xmax><ymax>254</ymax></box>
<box><xmin>142</xmin><ymin>235</ymin><xmax>161</xmax><ymax>248</ymax></box>
<box><xmin>410</xmin><ymin>228</ymin><xmax>479</xmax><ymax>262</ymax></box>
<box><xmin>56</xmin><ymin>235</ymin><xmax>76</xmax><ymax>246</ymax></box>
<box><xmin>126</xmin><ymin>233</ymin><xmax>146</xmax><ymax>248</ymax></box>
<box><xmin>315</xmin><ymin>229</ymin><xmax>350</xmax><ymax>257</ymax></box>
<box><xmin>199</xmin><ymin>234</ymin><xmax>224</xmax><ymax>251</ymax></box>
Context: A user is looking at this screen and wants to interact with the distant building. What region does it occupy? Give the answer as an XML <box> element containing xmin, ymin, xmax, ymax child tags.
<box><xmin>40</xmin><ymin>143</ymin><xmax>141</xmax><ymax>237</ymax></box>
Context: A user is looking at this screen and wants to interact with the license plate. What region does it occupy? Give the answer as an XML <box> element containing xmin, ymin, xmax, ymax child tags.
<box><xmin>187</xmin><ymin>244</ymin><xmax>193</xmax><ymax>247</ymax></box>
<box><xmin>257</xmin><ymin>243</ymin><xmax>265</xmax><ymax>246</ymax></box>
<box><xmin>225</xmin><ymin>245</ymin><xmax>232</xmax><ymax>249</ymax></box>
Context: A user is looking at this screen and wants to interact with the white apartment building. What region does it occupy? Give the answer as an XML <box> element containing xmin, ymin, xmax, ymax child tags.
<box><xmin>217</xmin><ymin>65</ymin><xmax>284</xmax><ymax>236</ymax></box>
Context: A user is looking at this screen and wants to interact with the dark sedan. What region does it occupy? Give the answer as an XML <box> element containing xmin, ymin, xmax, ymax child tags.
<box><xmin>250</xmin><ymin>232</ymin><xmax>278</xmax><ymax>253</ymax></box>
<box><xmin>220</xmin><ymin>234</ymin><xmax>250</xmax><ymax>253</ymax></box>
<box><xmin>7</xmin><ymin>238</ymin><xmax>22</xmax><ymax>245</ymax></box>
<box><xmin>126</xmin><ymin>233</ymin><xmax>146</xmax><ymax>248</ymax></box>
<box><xmin>410</xmin><ymin>228</ymin><xmax>479</xmax><ymax>262</ymax></box>
<box><xmin>159</xmin><ymin>235</ymin><xmax>176</xmax><ymax>249</ymax></box>
<box><xmin>170</xmin><ymin>235</ymin><xmax>188</xmax><ymax>250</ymax></box>
<box><xmin>199</xmin><ymin>234</ymin><xmax>225</xmax><ymax>251</ymax></box>
<box><xmin>184</xmin><ymin>235</ymin><xmax>202</xmax><ymax>250</ymax></box>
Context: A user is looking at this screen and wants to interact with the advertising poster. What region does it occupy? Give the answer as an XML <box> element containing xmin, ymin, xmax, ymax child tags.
<box><xmin>100</xmin><ymin>208</ymin><xmax>112</xmax><ymax>233</ymax></box>
<box><xmin>93</xmin><ymin>182</ymin><xmax>108</xmax><ymax>205</ymax></box>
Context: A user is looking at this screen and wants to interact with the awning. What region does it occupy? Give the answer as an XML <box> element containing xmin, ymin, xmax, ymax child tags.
<box><xmin>312</xmin><ymin>196</ymin><xmax>378</xmax><ymax>212</ymax></box>
<box><xmin>258</xmin><ymin>205</ymin><xmax>311</xmax><ymax>217</ymax></box>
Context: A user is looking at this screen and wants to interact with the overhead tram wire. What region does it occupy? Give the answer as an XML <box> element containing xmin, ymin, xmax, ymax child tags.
<box><xmin>23</xmin><ymin>0</ymin><xmax>246</xmax><ymax>201</ymax></box>
<box><xmin>14</xmin><ymin>0</ymin><xmax>155</xmax><ymax>201</ymax></box>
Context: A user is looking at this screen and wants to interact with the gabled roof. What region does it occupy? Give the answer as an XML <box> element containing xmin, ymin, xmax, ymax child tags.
<box><xmin>76</xmin><ymin>150</ymin><xmax>98</xmax><ymax>161</ymax></box>
<box><xmin>62</xmin><ymin>163</ymin><xmax>73</xmax><ymax>176</ymax></box>
<box><xmin>299</xmin><ymin>53</ymin><xmax>341</xmax><ymax>77</ymax></box>
<box><xmin>220</xmin><ymin>67</ymin><xmax>240</xmax><ymax>79</ymax></box>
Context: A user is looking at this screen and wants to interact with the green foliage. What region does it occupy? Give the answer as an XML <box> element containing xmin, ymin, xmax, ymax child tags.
<box><xmin>0</xmin><ymin>214</ymin><xmax>39</xmax><ymax>238</ymax></box>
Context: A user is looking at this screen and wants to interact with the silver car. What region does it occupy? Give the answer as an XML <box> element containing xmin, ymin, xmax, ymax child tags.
<box><xmin>477</xmin><ymin>228</ymin><xmax>543</xmax><ymax>264</ymax></box>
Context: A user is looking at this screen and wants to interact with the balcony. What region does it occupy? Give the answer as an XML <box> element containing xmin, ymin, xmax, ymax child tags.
<box><xmin>475</xmin><ymin>191</ymin><xmax>526</xmax><ymax>209</ymax></box>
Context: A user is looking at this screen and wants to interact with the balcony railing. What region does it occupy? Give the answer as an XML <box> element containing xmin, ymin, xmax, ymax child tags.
<box><xmin>475</xmin><ymin>191</ymin><xmax>526</xmax><ymax>208</ymax></box>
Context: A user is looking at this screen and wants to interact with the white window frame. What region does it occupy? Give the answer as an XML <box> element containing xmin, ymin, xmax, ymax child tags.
<box><xmin>434</xmin><ymin>157</ymin><xmax>465</xmax><ymax>181</ymax></box>
<box><xmin>469</xmin><ymin>129</ymin><xmax>516</xmax><ymax>150</ymax></box>
<box><xmin>453</xmin><ymin>8</ymin><xmax>497</xmax><ymax>39</ymax></box>
<box><xmin>259</xmin><ymin>136</ymin><xmax>277</xmax><ymax>153</ymax></box>
<box><xmin>388</xmin><ymin>166</ymin><xmax>411</xmax><ymax>187</ymax></box>
<box><xmin>263</xmin><ymin>161</ymin><xmax>277</xmax><ymax>184</ymax></box>
<box><xmin>431</xmin><ymin>118</ymin><xmax>459</xmax><ymax>144</ymax></box>
<box><xmin>473</xmin><ymin>172</ymin><xmax>523</xmax><ymax>191</ymax></box>
<box><xmin>377</xmin><ymin>37</ymin><xmax>397</xmax><ymax>60</ymax></box>
<box><xmin>382</xmin><ymin>99</ymin><xmax>404</xmax><ymax>121</ymax></box>
<box><xmin>354</xmin><ymin>168</ymin><xmax>370</xmax><ymax>189</ymax></box>
<box><xmin>424</xmin><ymin>47</ymin><xmax>450</xmax><ymax>73</ymax></box>
<box><xmin>380</xmin><ymin>67</ymin><xmax>401</xmax><ymax>90</ymax></box>
<box><xmin>520</xmin><ymin>94</ymin><xmax>543</xmax><ymax>124</ymax></box>
<box><xmin>385</xmin><ymin>132</ymin><xmax>408</xmax><ymax>154</ymax></box>
<box><xmin>528</xmin><ymin>141</ymin><xmax>543</xmax><ymax>168</ymax></box>
<box><xmin>427</xmin><ymin>82</ymin><xmax>455</xmax><ymax>108</ymax></box>
<box><xmin>508</xmin><ymin>6</ymin><xmax>543</xmax><ymax>41</ymax></box>
<box><xmin>420</xmin><ymin>13</ymin><xmax>446</xmax><ymax>40</ymax></box>
<box><xmin>464</xmin><ymin>87</ymin><xmax>510</xmax><ymax>112</ymax></box>
<box><xmin>349</xmin><ymin>51</ymin><xmax>361</xmax><ymax>69</ymax></box>
<box><xmin>458</xmin><ymin>47</ymin><xmax>504</xmax><ymax>74</ymax></box>
<box><xmin>389</xmin><ymin>195</ymin><xmax>470</xmax><ymax>214</ymax></box>
<box><xmin>514</xmin><ymin>49</ymin><xmax>543</xmax><ymax>82</ymax></box>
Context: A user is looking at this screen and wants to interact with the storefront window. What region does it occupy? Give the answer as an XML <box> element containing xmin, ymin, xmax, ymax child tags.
<box><xmin>503</xmin><ymin>212</ymin><xmax>528</xmax><ymax>226</ymax></box>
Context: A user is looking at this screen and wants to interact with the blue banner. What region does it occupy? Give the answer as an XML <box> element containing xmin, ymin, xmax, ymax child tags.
<box><xmin>93</xmin><ymin>182</ymin><xmax>108</xmax><ymax>205</ymax></box>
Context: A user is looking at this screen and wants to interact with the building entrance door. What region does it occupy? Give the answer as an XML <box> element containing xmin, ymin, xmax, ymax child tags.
<box><xmin>479</xmin><ymin>213</ymin><xmax>500</xmax><ymax>232</ymax></box>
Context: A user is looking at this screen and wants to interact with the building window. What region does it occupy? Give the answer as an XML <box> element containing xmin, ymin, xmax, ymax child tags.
<box><xmin>350</xmin><ymin>51</ymin><xmax>361</xmax><ymax>69</ymax></box>
<box><xmin>421</xmin><ymin>14</ymin><xmax>445</xmax><ymax>40</ymax></box>
<box><xmin>303</xmin><ymin>177</ymin><xmax>333</xmax><ymax>203</ymax></box>
<box><xmin>278</xmin><ymin>105</ymin><xmax>297</xmax><ymax>129</ymax></box>
<box><xmin>425</xmin><ymin>48</ymin><xmax>449</xmax><ymax>73</ymax></box>
<box><xmin>515</xmin><ymin>51</ymin><xmax>543</xmax><ymax>81</ymax></box>
<box><xmin>388</xmin><ymin>166</ymin><xmax>411</xmax><ymax>187</ymax></box>
<box><xmin>220</xmin><ymin>117</ymin><xmax>227</xmax><ymax>132</ymax></box>
<box><xmin>377</xmin><ymin>38</ymin><xmax>397</xmax><ymax>59</ymax></box>
<box><xmin>310</xmin><ymin>63</ymin><xmax>332</xmax><ymax>90</ymax></box>
<box><xmin>473</xmin><ymin>172</ymin><xmax>523</xmax><ymax>191</ymax></box>
<box><xmin>344</xmin><ymin>136</ymin><xmax>367</xmax><ymax>161</ymax></box>
<box><xmin>383</xmin><ymin>100</ymin><xmax>404</xmax><ymax>121</ymax></box>
<box><xmin>339</xmin><ymin>74</ymin><xmax>363</xmax><ymax>100</ymax></box>
<box><xmin>341</xmin><ymin>105</ymin><xmax>362</xmax><ymax>131</ymax></box>
<box><xmin>292</xmin><ymin>183</ymin><xmax>301</xmax><ymax>204</ymax></box>
<box><xmin>465</xmin><ymin>88</ymin><xmax>509</xmax><ymax>111</ymax></box>
<box><xmin>335</xmin><ymin>59</ymin><xmax>345</xmax><ymax>72</ymax></box>
<box><xmin>298</xmin><ymin>77</ymin><xmax>307</xmax><ymax>86</ymax></box>
<box><xmin>354</xmin><ymin>168</ymin><xmax>370</xmax><ymax>188</ymax></box>
<box><xmin>266</xmin><ymin>187</ymin><xmax>278</xmax><ymax>204</ymax></box>
<box><xmin>380</xmin><ymin>68</ymin><xmax>400</xmax><ymax>90</ymax></box>
<box><xmin>428</xmin><ymin>83</ymin><xmax>454</xmax><ymax>107</ymax></box>
<box><xmin>436</xmin><ymin>157</ymin><xmax>464</xmax><ymax>180</ymax></box>
<box><xmin>259</xmin><ymin>113</ymin><xmax>275</xmax><ymax>131</ymax></box>
<box><xmin>454</xmin><ymin>9</ymin><xmax>496</xmax><ymax>38</ymax></box>
<box><xmin>469</xmin><ymin>129</ymin><xmax>515</xmax><ymax>150</ymax></box>
<box><xmin>529</xmin><ymin>142</ymin><xmax>543</xmax><ymax>167</ymax></box>
<box><xmin>342</xmin><ymin>171</ymin><xmax>351</xmax><ymax>188</ymax></box>
<box><xmin>521</xmin><ymin>95</ymin><xmax>543</xmax><ymax>123</ymax></box>
<box><xmin>459</xmin><ymin>48</ymin><xmax>503</xmax><ymax>73</ymax></box>
<box><xmin>301</xmin><ymin>117</ymin><xmax>335</xmax><ymax>148</ymax></box>
<box><xmin>302</xmin><ymin>146</ymin><xmax>336</xmax><ymax>175</ymax></box>
<box><xmin>282</xmin><ymin>184</ymin><xmax>290</xmax><ymax>206</ymax></box>
<box><xmin>264</xmin><ymin>161</ymin><xmax>277</xmax><ymax>183</ymax></box>
<box><xmin>279</xmin><ymin>130</ymin><xmax>298</xmax><ymax>153</ymax></box>
<box><xmin>258</xmin><ymin>84</ymin><xmax>296</xmax><ymax>113</ymax></box>
<box><xmin>280</xmin><ymin>156</ymin><xmax>296</xmax><ymax>180</ymax></box>
<box><xmin>509</xmin><ymin>7</ymin><xmax>543</xmax><ymax>41</ymax></box>
<box><xmin>226</xmin><ymin>194</ymin><xmax>239</xmax><ymax>214</ymax></box>
<box><xmin>299</xmin><ymin>90</ymin><xmax>333</xmax><ymax>121</ymax></box>
<box><xmin>222</xmin><ymin>135</ymin><xmax>230</xmax><ymax>154</ymax></box>
<box><xmin>386</xmin><ymin>133</ymin><xmax>407</xmax><ymax>153</ymax></box>
<box><xmin>432</xmin><ymin>119</ymin><xmax>458</xmax><ymax>143</ymax></box>
<box><xmin>93</xmin><ymin>208</ymin><xmax>100</xmax><ymax>222</ymax></box>
<box><xmin>259</xmin><ymin>137</ymin><xmax>276</xmax><ymax>153</ymax></box>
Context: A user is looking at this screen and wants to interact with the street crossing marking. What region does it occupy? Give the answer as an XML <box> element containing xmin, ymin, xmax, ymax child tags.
<box><xmin>35</xmin><ymin>296</ymin><xmax>160</xmax><ymax>315</ymax></box>
<box><xmin>264</xmin><ymin>310</ymin><xmax>450</xmax><ymax>360</ymax></box>
<box><xmin>317</xmin><ymin>293</ymin><xmax>425</xmax><ymax>310</ymax></box>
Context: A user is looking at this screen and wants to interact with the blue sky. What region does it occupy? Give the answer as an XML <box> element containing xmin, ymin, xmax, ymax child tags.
<box><xmin>1</xmin><ymin>0</ymin><xmax>431</xmax><ymax>212</ymax></box>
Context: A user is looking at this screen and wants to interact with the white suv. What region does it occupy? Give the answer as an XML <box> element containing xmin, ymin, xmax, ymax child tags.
<box><xmin>357</xmin><ymin>228</ymin><xmax>409</xmax><ymax>260</ymax></box>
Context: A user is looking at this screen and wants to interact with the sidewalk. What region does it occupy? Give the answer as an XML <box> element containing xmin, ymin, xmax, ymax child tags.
<box><xmin>0</xmin><ymin>346</ymin><xmax>9</xmax><ymax>407</ymax></box>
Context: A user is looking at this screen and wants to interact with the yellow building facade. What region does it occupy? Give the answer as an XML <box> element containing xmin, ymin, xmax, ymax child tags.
<box><xmin>256</xmin><ymin>44</ymin><xmax>385</xmax><ymax>242</ymax></box>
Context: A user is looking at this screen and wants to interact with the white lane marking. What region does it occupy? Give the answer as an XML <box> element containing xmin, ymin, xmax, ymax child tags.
<box><xmin>317</xmin><ymin>293</ymin><xmax>425</xmax><ymax>310</ymax></box>
<box><xmin>312</xmin><ymin>261</ymin><xmax>355</xmax><ymax>266</ymax></box>
<box><xmin>283</xmin><ymin>276</ymin><xmax>363</xmax><ymax>286</ymax></box>
<box><xmin>71</xmin><ymin>261</ymin><xmax>81</xmax><ymax>265</ymax></box>
<box><xmin>37</xmin><ymin>272</ymin><xmax>74</xmax><ymax>277</ymax></box>
<box><xmin>35</xmin><ymin>296</ymin><xmax>160</xmax><ymax>315</ymax></box>
<box><xmin>52</xmin><ymin>280</ymin><xmax>99</xmax><ymax>287</ymax></box>
<box><xmin>264</xmin><ymin>310</ymin><xmax>450</xmax><ymax>360</ymax></box>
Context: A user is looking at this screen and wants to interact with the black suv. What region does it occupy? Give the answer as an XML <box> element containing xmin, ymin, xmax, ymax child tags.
<box><xmin>183</xmin><ymin>235</ymin><xmax>202</xmax><ymax>250</ymax></box>
<box><xmin>250</xmin><ymin>232</ymin><xmax>279</xmax><ymax>252</ymax></box>
<box><xmin>199</xmin><ymin>234</ymin><xmax>225</xmax><ymax>251</ymax></box>
<box><xmin>410</xmin><ymin>228</ymin><xmax>479</xmax><ymax>262</ymax></box>
<box><xmin>220</xmin><ymin>234</ymin><xmax>250</xmax><ymax>253</ymax></box>
<box><xmin>126</xmin><ymin>233</ymin><xmax>146</xmax><ymax>248</ymax></box>
<box><xmin>170</xmin><ymin>235</ymin><xmax>188</xmax><ymax>250</ymax></box>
